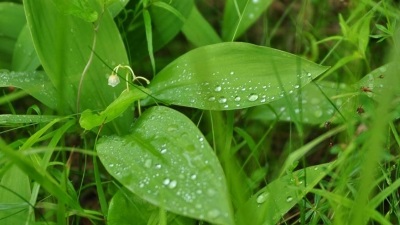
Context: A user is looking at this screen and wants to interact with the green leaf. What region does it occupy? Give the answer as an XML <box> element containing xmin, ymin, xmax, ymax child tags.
<box><xmin>79</xmin><ymin>87</ymin><xmax>150</xmax><ymax>130</ymax></box>
<box><xmin>97</xmin><ymin>106</ymin><xmax>234</xmax><ymax>225</ymax></box>
<box><xmin>108</xmin><ymin>189</ymin><xmax>196</xmax><ymax>225</ymax></box>
<box><xmin>51</xmin><ymin>0</ymin><xmax>98</xmax><ymax>22</ymax></box>
<box><xmin>0</xmin><ymin>166</ymin><xmax>31</xmax><ymax>225</ymax></box>
<box><xmin>12</xmin><ymin>25</ymin><xmax>41</xmax><ymax>71</ymax></box>
<box><xmin>128</xmin><ymin>0</ymin><xmax>194</xmax><ymax>61</ymax></box>
<box><xmin>235</xmin><ymin>163</ymin><xmax>331</xmax><ymax>225</ymax></box>
<box><xmin>246</xmin><ymin>81</ymin><xmax>351</xmax><ymax>124</ymax></box>
<box><xmin>182</xmin><ymin>5</ymin><xmax>222</xmax><ymax>47</ymax></box>
<box><xmin>222</xmin><ymin>0</ymin><xmax>273</xmax><ymax>41</ymax></box>
<box><xmin>0</xmin><ymin>2</ymin><xmax>26</xmax><ymax>69</ymax></box>
<box><xmin>145</xmin><ymin>42</ymin><xmax>329</xmax><ymax>110</ymax></box>
<box><xmin>0</xmin><ymin>71</ymin><xmax>57</xmax><ymax>109</ymax></box>
<box><xmin>24</xmin><ymin>0</ymin><xmax>132</xmax><ymax>133</ymax></box>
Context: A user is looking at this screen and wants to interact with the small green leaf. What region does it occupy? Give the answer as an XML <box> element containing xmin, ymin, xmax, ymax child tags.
<box><xmin>79</xmin><ymin>87</ymin><xmax>150</xmax><ymax>130</ymax></box>
<box><xmin>97</xmin><ymin>106</ymin><xmax>234</xmax><ymax>225</ymax></box>
<box><xmin>235</xmin><ymin>163</ymin><xmax>331</xmax><ymax>225</ymax></box>
<box><xmin>145</xmin><ymin>42</ymin><xmax>329</xmax><ymax>110</ymax></box>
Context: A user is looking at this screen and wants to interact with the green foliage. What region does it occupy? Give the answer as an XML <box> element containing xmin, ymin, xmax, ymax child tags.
<box><xmin>1</xmin><ymin>0</ymin><xmax>400</xmax><ymax>224</ymax></box>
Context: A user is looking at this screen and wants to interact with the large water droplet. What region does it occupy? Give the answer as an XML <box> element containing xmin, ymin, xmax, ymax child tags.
<box><xmin>168</xmin><ymin>180</ymin><xmax>177</xmax><ymax>189</ymax></box>
<box><xmin>190</xmin><ymin>174</ymin><xmax>197</xmax><ymax>180</ymax></box>
<box><xmin>208</xmin><ymin>96</ymin><xmax>216</xmax><ymax>102</ymax></box>
<box><xmin>234</xmin><ymin>96</ymin><xmax>241</xmax><ymax>102</ymax></box>
<box><xmin>214</xmin><ymin>85</ymin><xmax>222</xmax><ymax>92</ymax></box>
<box><xmin>248</xmin><ymin>94</ymin><xmax>259</xmax><ymax>102</ymax></box>
<box><xmin>163</xmin><ymin>178</ymin><xmax>170</xmax><ymax>185</ymax></box>
<box><xmin>256</xmin><ymin>192</ymin><xmax>269</xmax><ymax>204</ymax></box>
<box><xmin>286</xmin><ymin>196</ymin><xmax>293</xmax><ymax>202</ymax></box>
<box><xmin>218</xmin><ymin>97</ymin><xmax>227</xmax><ymax>103</ymax></box>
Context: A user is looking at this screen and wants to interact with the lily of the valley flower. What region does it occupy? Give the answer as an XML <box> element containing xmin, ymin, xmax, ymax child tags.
<box><xmin>108</xmin><ymin>74</ymin><xmax>120</xmax><ymax>87</ymax></box>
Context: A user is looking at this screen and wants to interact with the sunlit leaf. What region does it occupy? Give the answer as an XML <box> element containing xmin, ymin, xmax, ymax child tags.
<box><xmin>97</xmin><ymin>106</ymin><xmax>234</xmax><ymax>225</ymax></box>
<box><xmin>144</xmin><ymin>42</ymin><xmax>329</xmax><ymax>110</ymax></box>
<box><xmin>51</xmin><ymin>0</ymin><xmax>98</xmax><ymax>22</ymax></box>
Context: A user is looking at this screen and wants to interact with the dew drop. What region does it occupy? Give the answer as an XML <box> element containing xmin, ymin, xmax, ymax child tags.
<box><xmin>286</xmin><ymin>196</ymin><xmax>293</xmax><ymax>202</ymax></box>
<box><xmin>234</xmin><ymin>96</ymin><xmax>241</xmax><ymax>102</ymax></box>
<box><xmin>256</xmin><ymin>192</ymin><xmax>269</xmax><ymax>204</ymax></box>
<box><xmin>294</xmin><ymin>84</ymin><xmax>300</xmax><ymax>89</ymax></box>
<box><xmin>109</xmin><ymin>164</ymin><xmax>114</xmax><ymax>168</ymax></box>
<box><xmin>144</xmin><ymin>159</ymin><xmax>152</xmax><ymax>168</ymax></box>
<box><xmin>155</xmin><ymin>164</ymin><xmax>161</xmax><ymax>169</ymax></box>
<box><xmin>160</xmin><ymin>148</ymin><xmax>167</xmax><ymax>154</ymax></box>
<box><xmin>314</xmin><ymin>167</ymin><xmax>319</xmax><ymax>171</ymax></box>
<box><xmin>248</xmin><ymin>94</ymin><xmax>259</xmax><ymax>102</ymax></box>
<box><xmin>163</xmin><ymin>178</ymin><xmax>170</xmax><ymax>185</ymax></box>
<box><xmin>230</xmin><ymin>71</ymin><xmax>235</xmax><ymax>75</ymax></box>
<box><xmin>214</xmin><ymin>85</ymin><xmax>222</xmax><ymax>92</ymax></box>
<box><xmin>208</xmin><ymin>96</ymin><xmax>216</xmax><ymax>101</ymax></box>
<box><xmin>307</xmin><ymin>72</ymin><xmax>312</xmax><ymax>77</ymax></box>
<box><xmin>207</xmin><ymin>209</ymin><xmax>220</xmax><ymax>218</ymax></box>
<box><xmin>191</xmin><ymin>174</ymin><xmax>197</xmax><ymax>180</ymax></box>
<box><xmin>218</xmin><ymin>97</ymin><xmax>227</xmax><ymax>103</ymax></box>
<box><xmin>168</xmin><ymin>180</ymin><xmax>177</xmax><ymax>189</ymax></box>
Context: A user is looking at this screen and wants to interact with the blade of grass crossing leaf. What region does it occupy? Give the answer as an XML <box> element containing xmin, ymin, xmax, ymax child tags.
<box><xmin>0</xmin><ymin>166</ymin><xmax>31</xmax><ymax>224</ymax></box>
<box><xmin>152</xmin><ymin>2</ymin><xmax>186</xmax><ymax>22</ymax></box>
<box><xmin>0</xmin><ymin>138</ymin><xmax>81</xmax><ymax>210</ymax></box>
<box><xmin>143</xmin><ymin>9</ymin><xmax>156</xmax><ymax>76</ymax></box>
<box><xmin>28</xmin><ymin>119</ymin><xmax>76</xmax><ymax>221</ymax></box>
<box><xmin>181</xmin><ymin>5</ymin><xmax>222</xmax><ymax>47</ymax></box>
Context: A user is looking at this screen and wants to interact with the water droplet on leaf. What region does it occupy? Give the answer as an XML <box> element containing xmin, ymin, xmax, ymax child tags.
<box><xmin>248</xmin><ymin>94</ymin><xmax>259</xmax><ymax>102</ymax></box>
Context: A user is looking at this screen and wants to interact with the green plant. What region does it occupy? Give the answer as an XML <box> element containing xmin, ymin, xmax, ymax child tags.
<box><xmin>1</xmin><ymin>0</ymin><xmax>400</xmax><ymax>225</ymax></box>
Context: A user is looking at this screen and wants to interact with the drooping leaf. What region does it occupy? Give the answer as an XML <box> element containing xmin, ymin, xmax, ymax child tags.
<box><xmin>222</xmin><ymin>0</ymin><xmax>273</xmax><ymax>41</ymax></box>
<box><xmin>79</xmin><ymin>87</ymin><xmax>150</xmax><ymax>130</ymax></box>
<box><xmin>235</xmin><ymin>163</ymin><xmax>332</xmax><ymax>225</ymax></box>
<box><xmin>0</xmin><ymin>71</ymin><xmax>57</xmax><ymax>109</ymax></box>
<box><xmin>97</xmin><ymin>106</ymin><xmax>234</xmax><ymax>225</ymax></box>
<box><xmin>144</xmin><ymin>42</ymin><xmax>329</xmax><ymax>110</ymax></box>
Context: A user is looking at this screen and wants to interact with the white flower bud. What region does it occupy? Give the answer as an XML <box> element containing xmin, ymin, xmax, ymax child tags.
<box><xmin>108</xmin><ymin>74</ymin><xmax>120</xmax><ymax>87</ymax></box>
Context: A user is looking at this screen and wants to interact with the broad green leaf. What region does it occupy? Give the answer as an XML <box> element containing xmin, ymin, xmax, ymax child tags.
<box><xmin>0</xmin><ymin>71</ymin><xmax>57</xmax><ymax>109</ymax></box>
<box><xmin>12</xmin><ymin>25</ymin><xmax>40</xmax><ymax>71</ymax></box>
<box><xmin>24</xmin><ymin>0</ymin><xmax>132</xmax><ymax>133</ymax></box>
<box><xmin>107</xmin><ymin>0</ymin><xmax>129</xmax><ymax>17</ymax></box>
<box><xmin>51</xmin><ymin>0</ymin><xmax>98</xmax><ymax>22</ymax></box>
<box><xmin>144</xmin><ymin>42</ymin><xmax>329</xmax><ymax>110</ymax></box>
<box><xmin>0</xmin><ymin>2</ymin><xmax>26</xmax><ymax>69</ymax></box>
<box><xmin>0</xmin><ymin>165</ymin><xmax>31</xmax><ymax>225</ymax></box>
<box><xmin>182</xmin><ymin>5</ymin><xmax>222</xmax><ymax>47</ymax></box>
<box><xmin>235</xmin><ymin>163</ymin><xmax>331</xmax><ymax>225</ymax></box>
<box><xmin>222</xmin><ymin>0</ymin><xmax>273</xmax><ymax>41</ymax></box>
<box><xmin>79</xmin><ymin>87</ymin><xmax>150</xmax><ymax>130</ymax></box>
<box><xmin>246</xmin><ymin>81</ymin><xmax>351</xmax><ymax>125</ymax></box>
<box><xmin>97</xmin><ymin>106</ymin><xmax>234</xmax><ymax>225</ymax></box>
<box><xmin>108</xmin><ymin>189</ymin><xmax>196</xmax><ymax>225</ymax></box>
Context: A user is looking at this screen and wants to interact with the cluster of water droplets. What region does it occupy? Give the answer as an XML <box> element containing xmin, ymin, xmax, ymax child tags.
<box><xmin>99</xmin><ymin>107</ymin><xmax>231</xmax><ymax>223</ymax></box>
